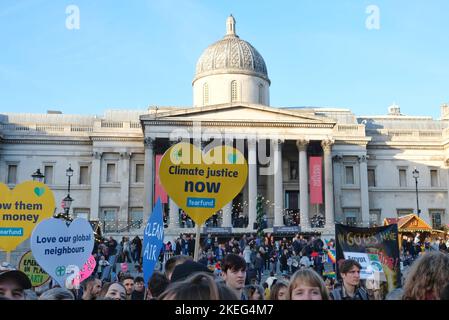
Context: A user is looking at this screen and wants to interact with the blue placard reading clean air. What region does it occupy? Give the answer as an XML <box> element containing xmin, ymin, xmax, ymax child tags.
<box><xmin>186</xmin><ymin>197</ymin><xmax>215</xmax><ymax>208</ymax></box>
<box><xmin>0</xmin><ymin>228</ymin><xmax>23</xmax><ymax>236</ymax></box>
<box><xmin>143</xmin><ymin>198</ymin><xmax>164</xmax><ymax>287</ymax></box>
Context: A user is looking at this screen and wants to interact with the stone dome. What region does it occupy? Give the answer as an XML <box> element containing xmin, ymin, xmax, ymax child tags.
<box><xmin>193</xmin><ymin>15</ymin><xmax>270</xmax><ymax>84</ymax></box>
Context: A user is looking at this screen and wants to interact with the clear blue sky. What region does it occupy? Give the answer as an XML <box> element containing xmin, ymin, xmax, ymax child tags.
<box><xmin>0</xmin><ymin>0</ymin><xmax>448</xmax><ymax>118</ymax></box>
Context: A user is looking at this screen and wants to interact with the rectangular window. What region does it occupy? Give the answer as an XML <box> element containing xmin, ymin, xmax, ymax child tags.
<box><xmin>399</xmin><ymin>169</ymin><xmax>407</xmax><ymax>187</ymax></box>
<box><xmin>44</xmin><ymin>166</ymin><xmax>54</xmax><ymax>185</ymax></box>
<box><xmin>430</xmin><ymin>170</ymin><xmax>438</xmax><ymax>187</ymax></box>
<box><xmin>430</xmin><ymin>210</ymin><xmax>444</xmax><ymax>229</ymax></box>
<box><xmin>101</xmin><ymin>208</ymin><xmax>117</xmax><ymax>233</ymax></box>
<box><xmin>289</xmin><ymin>161</ymin><xmax>298</xmax><ymax>180</ymax></box>
<box><xmin>129</xmin><ymin>208</ymin><xmax>144</xmax><ymax>229</ymax></box>
<box><xmin>7</xmin><ymin>165</ymin><xmax>17</xmax><ymax>184</ymax></box>
<box><xmin>368</xmin><ymin>168</ymin><xmax>376</xmax><ymax>187</ymax></box>
<box><xmin>345</xmin><ymin>166</ymin><xmax>354</xmax><ymax>185</ymax></box>
<box><xmin>106</xmin><ymin>163</ymin><xmax>116</xmax><ymax>183</ymax></box>
<box><xmin>369</xmin><ymin>209</ymin><xmax>381</xmax><ymax>227</ymax></box>
<box><xmin>343</xmin><ymin>208</ymin><xmax>359</xmax><ymax>226</ymax></box>
<box><xmin>79</xmin><ymin>166</ymin><xmax>89</xmax><ymax>185</ymax></box>
<box><xmin>136</xmin><ymin>164</ymin><xmax>144</xmax><ymax>183</ymax></box>
<box><xmin>285</xmin><ymin>191</ymin><xmax>299</xmax><ymax>209</ymax></box>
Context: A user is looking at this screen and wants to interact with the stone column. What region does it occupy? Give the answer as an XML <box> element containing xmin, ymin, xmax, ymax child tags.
<box><xmin>222</xmin><ymin>202</ymin><xmax>233</xmax><ymax>227</ymax></box>
<box><xmin>143</xmin><ymin>137</ymin><xmax>155</xmax><ymax>222</ymax></box>
<box><xmin>90</xmin><ymin>151</ymin><xmax>102</xmax><ymax>220</ymax></box>
<box><xmin>446</xmin><ymin>159</ymin><xmax>449</xmax><ymax>227</ymax></box>
<box><xmin>247</xmin><ymin>138</ymin><xmax>257</xmax><ymax>230</ymax></box>
<box><xmin>296</xmin><ymin>139</ymin><xmax>309</xmax><ymax>230</ymax></box>
<box><xmin>333</xmin><ymin>155</ymin><xmax>343</xmax><ymax>224</ymax></box>
<box><xmin>359</xmin><ymin>155</ymin><xmax>370</xmax><ymax>226</ymax></box>
<box><xmin>119</xmin><ymin>152</ymin><xmax>131</xmax><ymax>228</ymax></box>
<box><xmin>273</xmin><ymin>139</ymin><xmax>284</xmax><ymax>227</ymax></box>
<box><xmin>169</xmin><ymin>198</ymin><xmax>179</xmax><ymax>229</ymax></box>
<box><xmin>322</xmin><ymin>140</ymin><xmax>335</xmax><ymax>229</ymax></box>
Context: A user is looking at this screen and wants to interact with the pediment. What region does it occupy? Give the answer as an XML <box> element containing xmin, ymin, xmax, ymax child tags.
<box><xmin>148</xmin><ymin>104</ymin><xmax>334</xmax><ymax>124</ymax></box>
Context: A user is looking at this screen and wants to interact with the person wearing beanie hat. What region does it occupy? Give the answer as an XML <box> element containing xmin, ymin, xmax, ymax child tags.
<box><xmin>0</xmin><ymin>262</ymin><xmax>32</xmax><ymax>300</ymax></box>
<box><xmin>170</xmin><ymin>260</ymin><xmax>213</xmax><ymax>283</ymax></box>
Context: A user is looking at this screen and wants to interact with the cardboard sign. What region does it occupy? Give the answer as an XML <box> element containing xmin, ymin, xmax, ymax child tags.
<box><xmin>343</xmin><ymin>251</ymin><xmax>386</xmax><ymax>281</ymax></box>
<box><xmin>30</xmin><ymin>218</ymin><xmax>94</xmax><ymax>287</ymax></box>
<box><xmin>159</xmin><ymin>142</ymin><xmax>248</xmax><ymax>225</ymax></box>
<box><xmin>0</xmin><ymin>181</ymin><xmax>55</xmax><ymax>252</ymax></box>
<box><xmin>18</xmin><ymin>250</ymin><xmax>50</xmax><ymax>287</ymax></box>
<box><xmin>143</xmin><ymin>198</ymin><xmax>164</xmax><ymax>286</ymax></box>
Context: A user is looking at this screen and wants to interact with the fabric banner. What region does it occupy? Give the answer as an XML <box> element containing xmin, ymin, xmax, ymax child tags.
<box><xmin>154</xmin><ymin>154</ymin><xmax>168</xmax><ymax>204</ymax></box>
<box><xmin>309</xmin><ymin>156</ymin><xmax>323</xmax><ymax>204</ymax></box>
<box><xmin>335</xmin><ymin>224</ymin><xmax>401</xmax><ymax>296</ymax></box>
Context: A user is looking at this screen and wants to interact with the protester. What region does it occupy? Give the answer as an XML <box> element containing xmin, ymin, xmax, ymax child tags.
<box><xmin>147</xmin><ymin>271</ymin><xmax>170</xmax><ymax>300</ymax></box>
<box><xmin>159</xmin><ymin>272</ymin><xmax>220</xmax><ymax>300</ymax></box>
<box><xmin>39</xmin><ymin>288</ymin><xmax>75</xmax><ymax>300</ymax></box>
<box><xmin>221</xmin><ymin>254</ymin><xmax>247</xmax><ymax>300</ymax></box>
<box><xmin>330</xmin><ymin>259</ymin><xmax>369</xmax><ymax>300</ymax></box>
<box><xmin>269</xmin><ymin>281</ymin><xmax>288</xmax><ymax>300</ymax></box>
<box><xmin>121</xmin><ymin>275</ymin><xmax>135</xmax><ymax>300</ymax></box>
<box><xmin>164</xmin><ymin>255</ymin><xmax>192</xmax><ymax>280</ymax></box>
<box><xmin>171</xmin><ymin>260</ymin><xmax>213</xmax><ymax>283</ymax></box>
<box><xmin>131</xmin><ymin>276</ymin><xmax>146</xmax><ymax>300</ymax></box>
<box><xmin>0</xmin><ymin>264</ymin><xmax>32</xmax><ymax>300</ymax></box>
<box><xmin>402</xmin><ymin>251</ymin><xmax>449</xmax><ymax>300</ymax></box>
<box><xmin>288</xmin><ymin>269</ymin><xmax>329</xmax><ymax>300</ymax></box>
<box><xmin>100</xmin><ymin>282</ymin><xmax>126</xmax><ymax>300</ymax></box>
<box><xmin>244</xmin><ymin>284</ymin><xmax>264</xmax><ymax>300</ymax></box>
<box><xmin>81</xmin><ymin>277</ymin><xmax>102</xmax><ymax>300</ymax></box>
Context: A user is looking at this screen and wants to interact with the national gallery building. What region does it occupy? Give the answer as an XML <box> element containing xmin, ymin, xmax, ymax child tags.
<box><xmin>1</xmin><ymin>17</ymin><xmax>448</xmax><ymax>245</ymax></box>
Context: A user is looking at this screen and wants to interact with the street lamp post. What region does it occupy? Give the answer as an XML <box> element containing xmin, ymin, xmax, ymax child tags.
<box><xmin>63</xmin><ymin>165</ymin><xmax>74</xmax><ymax>221</ymax></box>
<box><xmin>412</xmin><ymin>167</ymin><xmax>421</xmax><ymax>217</ymax></box>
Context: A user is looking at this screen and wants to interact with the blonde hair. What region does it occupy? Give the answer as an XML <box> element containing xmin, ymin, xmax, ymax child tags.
<box><xmin>403</xmin><ymin>251</ymin><xmax>449</xmax><ymax>300</ymax></box>
<box><xmin>288</xmin><ymin>269</ymin><xmax>330</xmax><ymax>300</ymax></box>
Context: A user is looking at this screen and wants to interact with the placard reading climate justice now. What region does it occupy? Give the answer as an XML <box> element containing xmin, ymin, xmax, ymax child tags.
<box><xmin>159</xmin><ymin>142</ymin><xmax>248</xmax><ymax>225</ymax></box>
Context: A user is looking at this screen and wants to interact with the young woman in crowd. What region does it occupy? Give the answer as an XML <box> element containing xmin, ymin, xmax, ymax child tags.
<box><xmin>288</xmin><ymin>269</ymin><xmax>329</xmax><ymax>300</ymax></box>
<box><xmin>269</xmin><ymin>281</ymin><xmax>288</xmax><ymax>300</ymax></box>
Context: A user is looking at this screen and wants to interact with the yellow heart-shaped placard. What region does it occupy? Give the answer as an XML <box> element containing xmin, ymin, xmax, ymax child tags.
<box><xmin>0</xmin><ymin>181</ymin><xmax>55</xmax><ymax>252</ymax></box>
<box><xmin>159</xmin><ymin>142</ymin><xmax>248</xmax><ymax>225</ymax></box>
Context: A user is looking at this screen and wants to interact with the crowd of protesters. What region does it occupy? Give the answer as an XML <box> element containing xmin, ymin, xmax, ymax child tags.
<box><xmin>1</xmin><ymin>231</ymin><xmax>449</xmax><ymax>301</ymax></box>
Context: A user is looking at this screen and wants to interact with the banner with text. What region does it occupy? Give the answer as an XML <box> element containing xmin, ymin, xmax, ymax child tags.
<box><xmin>335</xmin><ymin>223</ymin><xmax>401</xmax><ymax>295</ymax></box>
<box><xmin>154</xmin><ymin>154</ymin><xmax>168</xmax><ymax>204</ymax></box>
<box><xmin>143</xmin><ymin>198</ymin><xmax>164</xmax><ymax>286</ymax></box>
<box><xmin>309</xmin><ymin>156</ymin><xmax>323</xmax><ymax>204</ymax></box>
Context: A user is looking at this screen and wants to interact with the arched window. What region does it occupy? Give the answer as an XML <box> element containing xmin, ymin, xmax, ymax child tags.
<box><xmin>258</xmin><ymin>83</ymin><xmax>264</xmax><ymax>104</ymax></box>
<box><xmin>203</xmin><ymin>83</ymin><xmax>209</xmax><ymax>105</ymax></box>
<box><xmin>231</xmin><ymin>80</ymin><xmax>238</xmax><ymax>102</ymax></box>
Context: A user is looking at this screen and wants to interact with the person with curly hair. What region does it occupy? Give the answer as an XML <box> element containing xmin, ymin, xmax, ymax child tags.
<box><xmin>402</xmin><ymin>251</ymin><xmax>449</xmax><ymax>300</ymax></box>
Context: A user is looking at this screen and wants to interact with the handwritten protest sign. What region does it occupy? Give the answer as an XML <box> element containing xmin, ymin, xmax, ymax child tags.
<box><xmin>18</xmin><ymin>250</ymin><xmax>50</xmax><ymax>287</ymax></box>
<box><xmin>0</xmin><ymin>181</ymin><xmax>55</xmax><ymax>252</ymax></box>
<box><xmin>335</xmin><ymin>224</ymin><xmax>401</xmax><ymax>295</ymax></box>
<box><xmin>159</xmin><ymin>142</ymin><xmax>248</xmax><ymax>225</ymax></box>
<box><xmin>72</xmin><ymin>255</ymin><xmax>96</xmax><ymax>286</ymax></box>
<box><xmin>30</xmin><ymin>218</ymin><xmax>94</xmax><ymax>287</ymax></box>
<box><xmin>143</xmin><ymin>198</ymin><xmax>164</xmax><ymax>286</ymax></box>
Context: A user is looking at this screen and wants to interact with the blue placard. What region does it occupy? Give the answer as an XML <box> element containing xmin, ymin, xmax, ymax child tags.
<box><xmin>143</xmin><ymin>198</ymin><xmax>165</xmax><ymax>286</ymax></box>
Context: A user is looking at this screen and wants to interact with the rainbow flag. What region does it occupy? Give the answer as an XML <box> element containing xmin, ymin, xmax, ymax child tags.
<box><xmin>327</xmin><ymin>249</ymin><xmax>336</xmax><ymax>264</ymax></box>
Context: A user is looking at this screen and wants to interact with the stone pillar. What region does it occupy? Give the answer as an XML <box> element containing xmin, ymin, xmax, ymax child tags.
<box><xmin>143</xmin><ymin>137</ymin><xmax>155</xmax><ymax>222</ymax></box>
<box><xmin>446</xmin><ymin>159</ymin><xmax>449</xmax><ymax>227</ymax></box>
<box><xmin>296</xmin><ymin>139</ymin><xmax>309</xmax><ymax>230</ymax></box>
<box><xmin>273</xmin><ymin>139</ymin><xmax>284</xmax><ymax>226</ymax></box>
<box><xmin>322</xmin><ymin>140</ymin><xmax>335</xmax><ymax>229</ymax></box>
<box><xmin>247</xmin><ymin>138</ymin><xmax>257</xmax><ymax>230</ymax></box>
<box><xmin>222</xmin><ymin>202</ymin><xmax>232</xmax><ymax>227</ymax></box>
<box><xmin>119</xmin><ymin>152</ymin><xmax>131</xmax><ymax>228</ymax></box>
<box><xmin>359</xmin><ymin>155</ymin><xmax>370</xmax><ymax>226</ymax></box>
<box><xmin>90</xmin><ymin>151</ymin><xmax>102</xmax><ymax>220</ymax></box>
<box><xmin>169</xmin><ymin>198</ymin><xmax>179</xmax><ymax>229</ymax></box>
<box><xmin>333</xmin><ymin>155</ymin><xmax>343</xmax><ymax>224</ymax></box>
